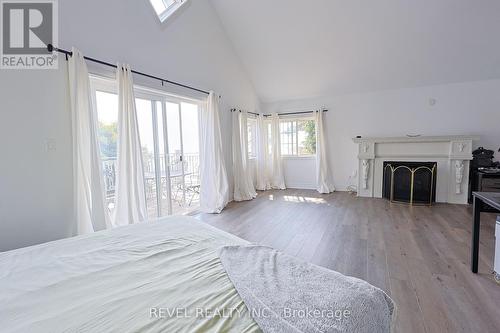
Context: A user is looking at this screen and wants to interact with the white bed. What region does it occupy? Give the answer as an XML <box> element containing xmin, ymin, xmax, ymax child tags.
<box><xmin>0</xmin><ymin>216</ymin><xmax>260</xmax><ymax>333</ymax></box>
<box><xmin>1</xmin><ymin>216</ymin><xmax>394</xmax><ymax>333</ymax></box>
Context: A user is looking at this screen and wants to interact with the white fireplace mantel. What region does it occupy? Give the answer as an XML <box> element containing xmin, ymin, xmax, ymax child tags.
<box><xmin>352</xmin><ymin>135</ymin><xmax>480</xmax><ymax>204</ymax></box>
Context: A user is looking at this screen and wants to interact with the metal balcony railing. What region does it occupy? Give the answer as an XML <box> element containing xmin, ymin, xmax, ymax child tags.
<box><xmin>101</xmin><ymin>153</ymin><xmax>200</xmax><ymax>215</ymax></box>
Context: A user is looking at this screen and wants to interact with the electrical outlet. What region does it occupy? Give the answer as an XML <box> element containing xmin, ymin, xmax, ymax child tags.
<box><xmin>45</xmin><ymin>138</ymin><xmax>56</xmax><ymax>152</ymax></box>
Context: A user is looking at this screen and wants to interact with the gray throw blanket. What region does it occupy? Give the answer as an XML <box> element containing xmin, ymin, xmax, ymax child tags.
<box><xmin>218</xmin><ymin>245</ymin><xmax>395</xmax><ymax>333</ymax></box>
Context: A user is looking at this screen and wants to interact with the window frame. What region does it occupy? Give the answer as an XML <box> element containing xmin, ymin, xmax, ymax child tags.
<box><xmin>149</xmin><ymin>0</ymin><xmax>189</xmax><ymax>23</ymax></box>
<box><xmin>279</xmin><ymin>116</ymin><xmax>316</xmax><ymax>158</ymax></box>
<box><xmin>247</xmin><ymin>117</ymin><xmax>257</xmax><ymax>160</ymax></box>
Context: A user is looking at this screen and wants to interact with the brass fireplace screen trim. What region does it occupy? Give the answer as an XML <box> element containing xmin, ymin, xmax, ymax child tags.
<box><xmin>384</xmin><ymin>164</ymin><xmax>437</xmax><ymax>206</ymax></box>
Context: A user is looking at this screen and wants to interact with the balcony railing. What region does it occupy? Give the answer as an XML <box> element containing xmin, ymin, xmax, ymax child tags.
<box><xmin>101</xmin><ymin>153</ymin><xmax>200</xmax><ymax>215</ymax></box>
<box><xmin>102</xmin><ymin>158</ymin><xmax>117</xmax><ymax>197</ymax></box>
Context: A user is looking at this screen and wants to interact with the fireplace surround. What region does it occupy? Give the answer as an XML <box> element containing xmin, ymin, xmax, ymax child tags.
<box><xmin>382</xmin><ymin>161</ymin><xmax>437</xmax><ymax>205</ymax></box>
<box><xmin>352</xmin><ymin>136</ymin><xmax>479</xmax><ymax>204</ymax></box>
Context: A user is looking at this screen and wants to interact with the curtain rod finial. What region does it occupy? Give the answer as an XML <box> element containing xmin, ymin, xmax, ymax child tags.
<box><xmin>47</xmin><ymin>44</ymin><xmax>53</xmax><ymax>52</ymax></box>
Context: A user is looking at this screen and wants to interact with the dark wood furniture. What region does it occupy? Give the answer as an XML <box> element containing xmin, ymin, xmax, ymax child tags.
<box><xmin>469</xmin><ymin>171</ymin><xmax>500</xmax><ymax>210</ymax></box>
<box><xmin>476</xmin><ymin>171</ymin><xmax>500</xmax><ymax>191</ymax></box>
<box><xmin>467</xmin><ymin>146</ymin><xmax>498</xmax><ymax>203</ymax></box>
<box><xmin>471</xmin><ymin>192</ymin><xmax>500</xmax><ymax>273</ymax></box>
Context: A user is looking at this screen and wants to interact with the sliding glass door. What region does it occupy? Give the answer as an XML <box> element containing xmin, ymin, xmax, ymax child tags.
<box><xmin>136</xmin><ymin>97</ymin><xmax>163</xmax><ymax>219</ymax></box>
<box><xmin>165</xmin><ymin>101</ymin><xmax>201</xmax><ymax>215</ymax></box>
<box><xmin>93</xmin><ymin>77</ymin><xmax>201</xmax><ymax>220</ymax></box>
<box><xmin>180</xmin><ymin>102</ymin><xmax>200</xmax><ymax>211</ymax></box>
<box><xmin>136</xmin><ymin>93</ymin><xmax>201</xmax><ymax>218</ymax></box>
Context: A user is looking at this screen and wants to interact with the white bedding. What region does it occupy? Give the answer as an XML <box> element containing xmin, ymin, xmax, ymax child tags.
<box><xmin>0</xmin><ymin>217</ymin><xmax>260</xmax><ymax>333</ymax></box>
<box><xmin>219</xmin><ymin>246</ymin><xmax>394</xmax><ymax>333</ymax></box>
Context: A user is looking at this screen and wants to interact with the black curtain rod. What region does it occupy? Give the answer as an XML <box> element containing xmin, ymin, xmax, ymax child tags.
<box><xmin>48</xmin><ymin>44</ymin><xmax>211</xmax><ymax>95</ymax></box>
<box><xmin>230</xmin><ymin>109</ymin><xmax>259</xmax><ymax>117</ymax></box>
<box><xmin>231</xmin><ymin>108</ymin><xmax>328</xmax><ymax>117</ymax></box>
<box><xmin>277</xmin><ymin>110</ymin><xmax>328</xmax><ymax>116</ymax></box>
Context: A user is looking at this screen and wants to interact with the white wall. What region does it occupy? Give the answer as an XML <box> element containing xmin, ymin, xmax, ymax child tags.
<box><xmin>281</xmin><ymin>157</ymin><xmax>316</xmax><ymax>190</ymax></box>
<box><xmin>263</xmin><ymin>79</ymin><xmax>500</xmax><ymax>191</ymax></box>
<box><xmin>248</xmin><ymin>157</ymin><xmax>317</xmax><ymax>190</ymax></box>
<box><xmin>0</xmin><ymin>69</ymin><xmax>73</xmax><ymax>251</ymax></box>
<box><xmin>0</xmin><ymin>0</ymin><xmax>259</xmax><ymax>251</ymax></box>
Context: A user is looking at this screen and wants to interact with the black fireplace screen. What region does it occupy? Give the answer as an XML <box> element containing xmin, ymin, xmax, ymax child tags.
<box><xmin>382</xmin><ymin>161</ymin><xmax>437</xmax><ymax>205</ymax></box>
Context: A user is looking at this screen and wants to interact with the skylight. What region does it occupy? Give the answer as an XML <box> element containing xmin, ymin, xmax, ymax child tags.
<box><xmin>149</xmin><ymin>0</ymin><xmax>188</xmax><ymax>22</ymax></box>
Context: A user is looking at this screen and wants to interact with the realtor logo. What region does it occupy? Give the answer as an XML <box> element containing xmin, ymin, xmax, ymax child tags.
<box><xmin>1</xmin><ymin>0</ymin><xmax>58</xmax><ymax>69</ymax></box>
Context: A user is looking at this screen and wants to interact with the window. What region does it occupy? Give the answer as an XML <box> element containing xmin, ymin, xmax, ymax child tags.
<box><xmin>247</xmin><ymin>118</ymin><xmax>256</xmax><ymax>158</ymax></box>
<box><xmin>149</xmin><ymin>0</ymin><xmax>188</xmax><ymax>22</ymax></box>
<box><xmin>244</xmin><ymin>117</ymin><xmax>316</xmax><ymax>159</ymax></box>
<box><xmin>280</xmin><ymin>118</ymin><xmax>316</xmax><ymax>156</ymax></box>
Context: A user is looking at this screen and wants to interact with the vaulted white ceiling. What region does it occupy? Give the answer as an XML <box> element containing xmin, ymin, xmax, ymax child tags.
<box><xmin>210</xmin><ymin>0</ymin><xmax>500</xmax><ymax>103</ymax></box>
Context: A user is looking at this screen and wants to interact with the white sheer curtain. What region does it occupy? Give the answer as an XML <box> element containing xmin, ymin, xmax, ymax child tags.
<box><xmin>113</xmin><ymin>64</ymin><xmax>147</xmax><ymax>226</ymax></box>
<box><xmin>269</xmin><ymin>113</ymin><xmax>286</xmax><ymax>189</ymax></box>
<box><xmin>200</xmin><ymin>92</ymin><xmax>229</xmax><ymax>213</ymax></box>
<box><xmin>232</xmin><ymin>110</ymin><xmax>257</xmax><ymax>201</ymax></box>
<box><xmin>255</xmin><ymin>113</ymin><xmax>270</xmax><ymax>191</ymax></box>
<box><xmin>315</xmin><ymin>110</ymin><xmax>335</xmax><ymax>193</ymax></box>
<box><xmin>68</xmin><ymin>47</ymin><xmax>111</xmax><ymax>235</ymax></box>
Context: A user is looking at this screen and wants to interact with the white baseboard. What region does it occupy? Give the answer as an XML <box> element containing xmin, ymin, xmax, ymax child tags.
<box><xmin>285</xmin><ymin>183</ymin><xmax>316</xmax><ymax>190</ymax></box>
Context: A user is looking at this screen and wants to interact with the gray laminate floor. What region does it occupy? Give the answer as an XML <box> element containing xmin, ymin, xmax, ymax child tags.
<box><xmin>195</xmin><ymin>189</ymin><xmax>500</xmax><ymax>333</ymax></box>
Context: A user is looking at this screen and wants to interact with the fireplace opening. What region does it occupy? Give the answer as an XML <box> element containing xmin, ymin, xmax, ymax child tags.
<box><xmin>382</xmin><ymin>161</ymin><xmax>437</xmax><ymax>205</ymax></box>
